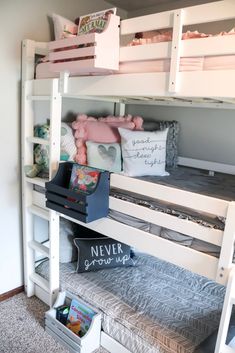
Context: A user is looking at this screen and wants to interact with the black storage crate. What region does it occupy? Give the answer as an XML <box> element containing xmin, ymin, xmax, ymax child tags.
<box><xmin>45</xmin><ymin>162</ymin><xmax>110</xmax><ymax>223</ymax></box>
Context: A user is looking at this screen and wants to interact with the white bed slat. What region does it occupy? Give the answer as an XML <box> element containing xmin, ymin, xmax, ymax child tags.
<box><xmin>109</xmin><ymin>197</ymin><xmax>223</xmax><ymax>247</ymax></box>
<box><xmin>61</xmin><ymin>214</ymin><xmax>219</xmax><ymax>281</ymax></box>
<box><xmin>120</xmin><ymin>35</ymin><xmax>235</xmax><ymax>63</ymax></box>
<box><xmin>120</xmin><ymin>0</ymin><xmax>235</xmax><ymax>35</ymax></box>
<box><xmin>32</xmin><ymin>190</ymin><xmax>45</xmax><ymax>209</ymax></box>
<box><xmin>110</xmin><ymin>174</ymin><xmax>228</xmax><ymax>218</ymax></box>
<box><xmin>63</xmin><ymin>71</ymin><xmax>235</xmax><ymax>99</ymax></box>
<box><xmin>217</xmin><ymin>202</ymin><xmax>235</xmax><ymax>283</ymax></box>
<box><xmin>178</xmin><ymin>157</ymin><xmax>235</xmax><ymax>175</ymax></box>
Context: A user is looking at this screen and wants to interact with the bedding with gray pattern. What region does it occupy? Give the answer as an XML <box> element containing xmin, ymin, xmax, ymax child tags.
<box><xmin>36</xmin><ymin>253</ymin><xmax>227</xmax><ymax>353</ymax></box>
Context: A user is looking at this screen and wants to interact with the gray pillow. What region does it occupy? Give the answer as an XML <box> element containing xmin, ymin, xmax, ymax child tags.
<box><xmin>74</xmin><ymin>237</ymin><xmax>134</xmax><ymax>272</ymax></box>
<box><xmin>143</xmin><ymin>120</ymin><xmax>179</xmax><ymax>168</ymax></box>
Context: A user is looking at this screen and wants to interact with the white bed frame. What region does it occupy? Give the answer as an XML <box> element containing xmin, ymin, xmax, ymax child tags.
<box><xmin>21</xmin><ymin>1</ymin><xmax>235</xmax><ymax>352</ymax></box>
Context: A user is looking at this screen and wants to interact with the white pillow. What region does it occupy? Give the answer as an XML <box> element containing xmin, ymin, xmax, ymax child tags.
<box><xmin>119</xmin><ymin>128</ymin><xmax>169</xmax><ymax>177</ymax></box>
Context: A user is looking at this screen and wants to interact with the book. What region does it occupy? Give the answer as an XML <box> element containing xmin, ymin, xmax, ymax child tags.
<box><xmin>67</xmin><ymin>298</ymin><xmax>96</xmax><ymax>335</ymax></box>
<box><xmin>69</xmin><ymin>164</ymin><xmax>100</xmax><ymax>194</ymax></box>
<box><xmin>77</xmin><ymin>8</ymin><xmax>116</xmax><ymax>35</ymax></box>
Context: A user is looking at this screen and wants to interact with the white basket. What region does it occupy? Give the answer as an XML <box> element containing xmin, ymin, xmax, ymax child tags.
<box><xmin>45</xmin><ymin>291</ymin><xmax>102</xmax><ymax>353</ymax></box>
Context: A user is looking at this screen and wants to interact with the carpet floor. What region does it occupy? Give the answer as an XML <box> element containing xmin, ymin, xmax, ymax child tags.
<box><xmin>0</xmin><ymin>292</ymin><xmax>108</xmax><ymax>353</ymax></box>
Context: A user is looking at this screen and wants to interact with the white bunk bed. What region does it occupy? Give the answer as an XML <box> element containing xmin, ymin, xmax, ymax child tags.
<box><xmin>21</xmin><ymin>1</ymin><xmax>235</xmax><ymax>352</ymax></box>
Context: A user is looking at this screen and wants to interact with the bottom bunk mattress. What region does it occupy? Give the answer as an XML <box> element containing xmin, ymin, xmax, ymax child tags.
<box><xmin>36</xmin><ymin>253</ymin><xmax>232</xmax><ymax>353</ymax></box>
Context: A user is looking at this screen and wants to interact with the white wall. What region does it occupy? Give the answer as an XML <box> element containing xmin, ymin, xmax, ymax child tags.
<box><xmin>0</xmin><ymin>0</ymin><xmax>126</xmax><ymax>295</ymax></box>
<box><xmin>127</xmin><ymin>105</ymin><xmax>235</xmax><ymax>165</ymax></box>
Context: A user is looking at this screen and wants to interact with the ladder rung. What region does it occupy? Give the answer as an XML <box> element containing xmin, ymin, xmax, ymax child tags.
<box><xmin>26</xmin><ymin>137</ymin><xmax>49</xmax><ymax>145</ymax></box>
<box><xmin>27</xmin><ymin>95</ymin><xmax>51</xmax><ymax>101</ymax></box>
<box><xmin>30</xmin><ymin>273</ymin><xmax>49</xmax><ymax>293</ymax></box>
<box><xmin>25</xmin><ymin>177</ymin><xmax>48</xmax><ymax>187</ymax></box>
<box><xmin>28</xmin><ymin>240</ymin><xmax>49</xmax><ymax>257</ymax></box>
<box><xmin>28</xmin><ymin>205</ymin><xmax>49</xmax><ymax>220</ymax></box>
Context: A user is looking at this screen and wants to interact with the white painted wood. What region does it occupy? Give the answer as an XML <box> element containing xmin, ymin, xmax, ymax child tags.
<box><xmin>120</xmin><ymin>0</ymin><xmax>235</xmax><ymax>35</ymax></box>
<box><xmin>109</xmin><ymin>197</ymin><xmax>223</xmax><ymax>247</ymax></box>
<box><xmin>49</xmin><ymin>211</ymin><xmax>60</xmax><ymax>307</ymax></box>
<box><xmin>178</xmin><ymin>157</ymin><xmax>235</xmax><ymax>175</ymax></box>
<box><xmin>216</xmin><ymin>202</ymin><xmax>235</xmax><ymax>284</ymax></box>
<box><xmin>49</xmin><ymin>79</ymin><xmax>61</xmax><ymax>180</ymax></box>
<box><xmin>118</xmin><ymin>97</ymin><xmax>235</xmax><ymax>109</ymax></box>
<box><xmin>25</xmin><ymin>177</ymin><xmax>48</xmax><ymax>187</ymax></box>
<box><xmin>28</xmin><ymin>205</ymin><xmax>49</xmax><ymax>220</ymax></box>
<box><xmin>27</xmin><ymin>95</ymin><xmax>51</xmax><ymax>101</ymax></box>
<box><xmin>21</xmin><ymin>41</ymin><xmax>36</xmax><ymax>297</ymax></box>
<box><xmin>64</xmin><ymin>71</ymin><xmax>235</xmax><ymax>99</ymax></box>
<box><xmin>169</xmin><ymin>9</ymin><xmax>183</xmax><ymax>93</ymax></box>
<box><xmin>215</xmin><ymin>267</ymin><xmax>235</xmax><ymax>353</ymax></box>
<box><xmin>46</xmin><ymin>291</ymin><xmax>102</xmax><ymax>351</ymax></box>
<box><xmin>26</xmin><ymin>136</ymin><xmax>49</xmax><ymax>145</ymax></box>
<box><xmin>34</xmin><ymin>41</ymin><xmax>48</xmax><ymax>56</ymax></box>
<box><xmin>101</xmin><ymin>332</ymin><xmax>131</xmax><ymax>353</ymax></box>
<box><xmin>114</xmin><ymin>102</ymin><xmax>126</xmax><ymax>116</ymax></box>
<box><xmin>110</xmin><ymin>173</ymin><xmax>228</xmax><ymax>217</ymax></box>
<box><xmin>35</xmin><ymin>284</ymin><xmax>50</xmax><ymax>306</ymax></box>
<box><xmin>120</xmin><ymin>35</ymin><xmax>235</xmax><ymax>62</ymax></box>
<box><xmin>32</xmin><ymin>79</ymin><xmax>59</xmax><ymax>96</ymax></box>
<box><xmin>60</xmin><ymin>214</ymin><xmax>219</xmax><ymax>281</ymax></box>
<box><xmin>30</xmin><ymin>272</ymin><xmax>50</xmax><ymax>293</ymax></box>
<box><xmin>49</xmin><ymin>15</ymin><xmax>120</xmax><ymax>74</ymax></box>
<box><xmin>32</xmin><ymin>190</ymin><xmax>46</xmax><ymax>209</ymax></box>
<box><xmin>28</xmin><ymin>240</ymin><xmax>49</xmax><ymax>257</ymax></box>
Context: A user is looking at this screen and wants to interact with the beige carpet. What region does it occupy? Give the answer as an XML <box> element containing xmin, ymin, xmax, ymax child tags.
<box><xmin>0</xmin><ymin>292</ymin><xmax>109</xmax><ymax>353</ymax></box>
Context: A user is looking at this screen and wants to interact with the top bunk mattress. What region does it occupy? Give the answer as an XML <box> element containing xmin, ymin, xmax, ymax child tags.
<box><xmin>36</xmin><ymin>253</ymin><xmax>227</xmax><ymax>353</ymax></box>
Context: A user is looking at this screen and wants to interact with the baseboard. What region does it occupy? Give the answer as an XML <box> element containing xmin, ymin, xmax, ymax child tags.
<box><xmin>0</xmin><ymin>286</ymin><xmax>24</xmax><ymax>302</ymax></box>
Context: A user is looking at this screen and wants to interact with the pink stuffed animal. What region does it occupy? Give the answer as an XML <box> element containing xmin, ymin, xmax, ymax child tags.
<box><xmin>72</xmin><ymin>114</ymin><xmax>143</xmax><ymax>164</ymax></box>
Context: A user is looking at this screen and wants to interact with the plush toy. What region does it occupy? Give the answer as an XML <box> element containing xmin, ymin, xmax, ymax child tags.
<box><xmin>24</xmin><ymin>122</ymin><xmax>76</xmax><ymax>178</ymax></box>
<box><xmin>72</xmin><ymin>114</ymin><xmax>143</xmax><ymax>164</ymax></box>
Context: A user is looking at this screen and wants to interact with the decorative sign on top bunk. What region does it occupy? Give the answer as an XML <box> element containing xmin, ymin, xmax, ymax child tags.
<box><xmin>48</xmin><ymin>14</ymin><xmax>120</xmax><ymax>76</ymax></box>
<box><xmin>45</xmin><ymin>162</ymin><xmax>110</xmax><ymax>222</ymax></box>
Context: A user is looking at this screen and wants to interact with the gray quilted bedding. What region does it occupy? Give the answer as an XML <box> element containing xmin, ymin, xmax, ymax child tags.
<box><xmin>36</xmin><ymin>253</ymin><xmax>226</xmax><ymax>353</ymax></box>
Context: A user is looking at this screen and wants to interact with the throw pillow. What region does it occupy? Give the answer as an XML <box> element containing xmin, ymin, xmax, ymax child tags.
<box><xmin>86</xmin><ymin>141</ymin><xmax>122</xmax><ymax>173</ymax></box>
<box><xmin>74</xmin><ymin>237</ymin><xmax>134</xmax><ymax>272</ymax></box>
<box><xmin>119</xmin><ymin>127</ymin><xmax>169</xmax><ymax>177</ymax></box>
<box><xmin>143</xmin><ymin>120</ymin><xmax>179</xmax><ymax>168</ymax></box>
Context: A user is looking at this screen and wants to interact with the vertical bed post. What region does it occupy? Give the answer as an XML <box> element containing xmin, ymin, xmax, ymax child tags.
<box><xmin>114</xmin><ymin>102</ymin><xmax>126</xmax><ymax>116</ymax></box>
<box><xmin>215</xmin><ymin>201</ymin><xmax>235</xmax><ymax>353</ymax></box>
<box><xmin>48</xmin><ymin>78</ymin><xmax>62</xmax><ymax>306</ymax></box>
<box><xmin>216</xmin><ymin>201</ymin><xmax>235</xmax><ymax>284</ymax></box>
<box><xmin>21</xmin><ymin>40</ymin><xmax>36</xmax><ymax>297</ymax></box>
<box><xmin>168</xmin><ymin>9</ymin><xmax>183</xmax><ymax>93</ymax></box>
<box><xmin>215</xmin><ymin>267</ymin><xmax>235</xmax><ymax>353</ymax></box>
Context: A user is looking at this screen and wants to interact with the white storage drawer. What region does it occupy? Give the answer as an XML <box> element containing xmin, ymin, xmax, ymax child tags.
<box><xmin>45</xmin><ymin>291</ymin><xmax>102</xmax><ymax>353</ymax></box>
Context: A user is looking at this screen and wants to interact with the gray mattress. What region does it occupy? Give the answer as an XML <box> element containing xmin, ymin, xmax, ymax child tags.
<box><xmin>140</xmin><ymin>166</ymin><xmax>235</xmax><ymax>201</ymax></box>
<box><xmin>36</xmin><ymin>253</ymin><xmax>227</xmax><ymax>353</ymax></box>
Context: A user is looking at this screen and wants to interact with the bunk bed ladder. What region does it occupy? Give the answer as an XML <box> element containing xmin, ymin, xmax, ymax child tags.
<box><xmin>21</xmin><ymin>39</ymin><xmax>61</xmax><ymax>306</ymax></box>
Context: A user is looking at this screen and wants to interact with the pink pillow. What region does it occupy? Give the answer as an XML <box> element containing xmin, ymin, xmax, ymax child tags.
<box><xmin>72</xmin><ymin>114</ymin><xmax>143</xmax><ymax>164</ymax></box>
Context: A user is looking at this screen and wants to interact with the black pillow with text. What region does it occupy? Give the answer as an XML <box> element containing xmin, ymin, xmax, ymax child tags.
<box><xmin>74</xmin><ymin>237</ymin><xmax>134</xmax><ymax>272</ymax></box>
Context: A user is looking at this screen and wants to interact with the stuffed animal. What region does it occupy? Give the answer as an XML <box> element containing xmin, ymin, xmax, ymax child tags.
<box><xmin>24</xmin><ymin>122</ymin><xmax>76</xmax><ymax>178</ymax></box>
